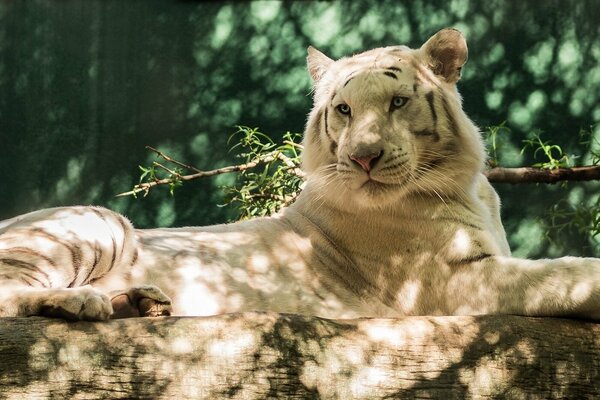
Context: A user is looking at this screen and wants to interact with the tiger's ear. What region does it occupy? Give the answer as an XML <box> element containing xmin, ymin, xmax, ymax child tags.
<box><xmin>307</xmin><ymin>46</ymin><xmax>334</xmax><ymax>83</ymax></box>
<box><xmin>420</xmin><ymin>28</ymin><xmax>468</xmax><ymax>84</ymax></box>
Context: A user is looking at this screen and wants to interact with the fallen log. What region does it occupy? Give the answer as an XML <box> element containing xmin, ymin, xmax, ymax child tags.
<box><xmin>1</xmin><ymin>313</ymin><xmax>599</xmax><ymax>399</ymax></box>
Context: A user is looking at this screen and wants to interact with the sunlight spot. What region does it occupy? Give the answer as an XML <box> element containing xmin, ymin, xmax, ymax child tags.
<box><xmin>250</xmin><ymin>1</ymin><xmax>281</xmax><ymax>23</ymax></box>
<box><xmin>485</xmin><ymin>90</ymin><xmax>503</xmax><ymax>110</ymax></box>
<box><xmin>570</xmin><ymin>281</ymin><xmax>593</xmax><ymax>303</ymax></box>
<box><xmin>358</xmin><ymin>11</ymin><xmax>385</xmax><ymax>41</ymax></box>
<box><xmin>344</xmin><ymin>346</ymin><xmax>365</xmax><ymax>365</ymax></box>
<box><xmin>483</xmin><ymin>330</ymin><xmax>500</xmax><ymax>345</ymax></box>
<box><xmin>508</xmin><ymin>101</ymin><xmax>532</xmax><ymax>129</ymax></box>
<box><xmin>396</xmin><ymin>279</ymin><xmax>421</xmax><ymax>314</ymax></box>
<box><xmin>558</xmin><ymin>40</ymin><xmax>582</xmax><ymax>68</ymax></box>
<box><xmin>568</xmin><ymin>186</ymin><xmax>584</xmax><ymax>207</ymax></box>
<box><xmin>351</xmin><ymin>367</ymin><xmax>388</xmax><ymax>396</ymax></box>
<box><xmin>525</xmin><ymin>275</ymin><xmax>568</xmax><ymax>315</ymax></box>
<box><xmin>176</xmin><ymin>261</ymin><xmax>221</xmax><ymax>315</ymax></box>
<box><xmin>211</xmin><ymin>6</ymin><xmax>233</xmax><ymax>49</ymax></box>
<box><xmin>231</xmin><ymin>268</ymin><xmax>249</xmax><ymax>283</ymax></box>
<box><xmin>449</xmin><ymin>0</ymin><xmax>469</xmax><ymax>18</ymax></box>
<box><xmin>187</xmin><ymin>102</ymin><xmax>200</xmax><ymax>118</ymax></box>
<box><xmin>510</xmin><ymin>218</ymin><xmax>544</xmax><ymax>258</ymax></box>
<box><xmin>526</xmin><ymin>90</ymin><xmax>547</xmax><ymax>112</ymax></box>
<box><xmin>189</xmin><ymin>132</ymin><xmax>210</xmax><ymax>159</ymax></box>
<box><xmin>156</xmin><ymin>202</ymin><xmax>176</xmax><ymax>227</ymax></box>
<box><xmin>363</xmin><ymin>324</ymin><xmax>405</xmax><ymax>347</ymax></box>
<box><xmin>524</xmin><ymin>40</ymin><xmax>554</xmax><ymax>80</ymax></box>
<box><xmin>515</xmin><ymin>339</ymin><xmax>536</xmax><ymax>363</ymax></box>
<box><xmin>304</xmin><ymin>5</ymin><xmax>341</xmax><ymax>47</ymax></box>
<box><xmin>54</xmin><ymin>156</ymin><xmax>86</xmax><ymax>202</ymax></box>
<box><xmin>453</xmin><ymin>229</ymin><xmax>471</xmax><ymax>254</ymax></box>
<box><xmin>246</xmin><ymin>253</ymin><xmax>270</xmax><ymax>273</ymax></box>
<box><xmin>28</xmin><ymin>340</ymin><xmax>52</xmax><ymax>371</ymax></box>
<box><xmin>208</xmin><ymin>332</ymin><xmax>256</xmax><ymax>358</ymax></box>
<box><xmin>460</xmin><ymin>355</ymin><xmax>510</xmax><ymax>398</ymax></box>
<box><xmin>299</xmin><ymin>360</ymin><xmax>319</xmax><ymax>390</ymax></box>
<box><xmin>170</xmin><ymin>337</ymin><xmax>194</xmax><ymax>354</ymax></box>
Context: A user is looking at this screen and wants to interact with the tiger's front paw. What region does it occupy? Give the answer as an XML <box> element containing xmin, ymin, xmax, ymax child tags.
<box><xmin>109</xmin><ymin>285</ymin><xmax>172</xmax><ymax>319</ymax></box>
<box><xmin>39</xmin><ymin>286</ymin><xmax>113</xmax><ymax>321</ymax></box>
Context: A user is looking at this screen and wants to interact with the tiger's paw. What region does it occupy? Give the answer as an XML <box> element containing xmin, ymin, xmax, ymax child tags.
<box><xmin>109</xmin><ymin>285</ymin><xmax>172</xmax><ymax>319</ymax></box>
<box><xmin>39</xmin><ymin>286</ymin><xmax>113</xmax><ymax>321</ymax></box>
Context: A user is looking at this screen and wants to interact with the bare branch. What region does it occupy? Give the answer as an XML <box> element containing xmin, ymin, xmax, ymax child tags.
<box><xmin>146</xmin><ymin>146</ymin><xmax>201</xmax><ymax>173</ymax></box>
<box><xmin>485</xmin><ymin>166</ymin><xmax>600</xmax><ymax>184</ymax></box>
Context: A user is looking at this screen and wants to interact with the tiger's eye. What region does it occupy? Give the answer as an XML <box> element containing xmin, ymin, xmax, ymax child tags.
<box><xmin>390</xmin><ymin>96</ymin><xmax>408</xmax><ymax>110</ymax></box>
<box><xmin>337</xmin><ymin>104</ymin><xmax>351</xmax><ymax>115</ymax></box>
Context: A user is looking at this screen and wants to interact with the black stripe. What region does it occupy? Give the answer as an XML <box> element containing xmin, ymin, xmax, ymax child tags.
<box><xmin>67</xmin><ymin>244</ymin><xmax>83</xmax><ymax>288</ymax></box>
<box><xmin>436</xmin><ymin>216</ymin><xmax>483</xmax><ymax>231</ymax></box>
<box><xmin>131</xmin><ymin>248</ymin><xmax>139</xmax><ymax>265</ymax></box>
<box><xmin>387</xmin><ymin>67</ymin><xmax>402</xmax><ymax>73</ymax></box>
<box><xmin>30</xmin><ymin>228</ymin><xmax>79</xmax><ymax>281</ymax></box>
<box><xmin>0</xmin><ymin>247</ymin><xmax>56</xmax><ymax>267</ymax></box>
<box><xmin>425</xmin><ymin>91</ymin><xmax>437</xmax><ymax>126</ymax></box>
<box><xmin>448</xmin><ymin>253</ymin><xmax>492</xmax><ymax>266</ymax></box>
<box><xmin>0</xmin><ymin>258</ymin><xmax>51</xmax><ymax>286</ymax></box>
<box><xmin>383</xmin><ymin>71</ymin><xmax>398</xmax><ymax>80</ymax></box>
<box><xmin>330</xmin><ymin>141</ymin><xmax>338</xmax><ymax>155</ymax></box>
<box><xmin>117</xmin><ymin>215</ymin><xmax>130</xmax><ymax>258</ymax></box>
<box><xmin>441</xmin><ymin>94</ymin><xmax>460</xmax><ymax>136</ymax></box>
<box><xmin>343</xmin><ymin>77</ymin><xmax>354</xmax><ymax>87</ymax></box>
<box><xmin>312</xmin><ymin>111</ymin><xmax>323</xmax><ymax>145</ymax></box>
<box><xmin>109</xmin><ymin>237</ymin><xmax>117</xmax><ymax>273</ymax></box>
<box><xmin>413</xmin><ymin>83</ymin><xmax>418</xmax><ymax>94</ymax></box>
<box><xmin>18</xmin><ymin>271</ymin><xmax>49</xmax><ymax>288</ymax></box>
<box><xmin>80</xmin><ymin>244</ymin><xmax>103</xmax><ymax>286</ymax></box>
<box><xmin>323</xmin><ymin>108</ymin><xmax>338</xmax><ymax>155</ymax></box>
<box><xmin>324</xmin><ymin>107</ymin><xmax>329</xmax><ymax>139</ymax></box>
<box><xmin>415</xmin><ymin>129</ymin><xmax>440</xmax><ymax>142</ymax></box>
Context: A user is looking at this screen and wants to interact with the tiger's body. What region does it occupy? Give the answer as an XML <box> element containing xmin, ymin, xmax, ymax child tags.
<box><xmin>2</xmin><ymin>29</ymin><xmax>600</xmax><ymax>321</ymax></box>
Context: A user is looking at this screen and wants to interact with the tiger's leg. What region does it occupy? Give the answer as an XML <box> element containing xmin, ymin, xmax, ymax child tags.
<box><xmin>0</xmin><ymin>206</ymin><xmax>170</xmax><ymax>320</ymax></box>
<box><xmin>444</xmin><ymin>255</ymin><xmax>600</xmax><ymax>320</ymax></box>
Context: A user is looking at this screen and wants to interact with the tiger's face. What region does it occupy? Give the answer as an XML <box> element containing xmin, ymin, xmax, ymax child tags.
<box><xmin>302</xmin><ymin>29</ymin><xmax>485</xmax><ymax>209</ymax></box>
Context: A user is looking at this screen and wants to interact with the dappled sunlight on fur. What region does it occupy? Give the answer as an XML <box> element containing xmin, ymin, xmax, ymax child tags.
<box><xmin>1</xmin><ymin>29</ymin><xmax>600</xmax><ymax>322</ymax></box>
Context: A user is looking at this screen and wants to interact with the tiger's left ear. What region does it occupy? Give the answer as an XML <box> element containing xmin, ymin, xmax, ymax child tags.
<box><xmin>420</xmin><ymin>28</ymin><xmax>468</xmax><ymax>84</ymax></box>
<box><xmin>307</xmin><ymin>46</ymin><xmax>334</xmax><ymax>83</ymax></box>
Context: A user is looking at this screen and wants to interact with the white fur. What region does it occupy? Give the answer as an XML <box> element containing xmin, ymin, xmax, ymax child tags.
<box><xmin>2</xmin><ymin>29</ymin><xmax>600</xmax><ymax>321</ymax></box>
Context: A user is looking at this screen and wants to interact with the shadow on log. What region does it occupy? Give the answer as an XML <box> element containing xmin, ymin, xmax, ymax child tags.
<box><xmin>1</xmin><ymin>313</ymin><xmax>599</xmax><ymax>399</ymax></box>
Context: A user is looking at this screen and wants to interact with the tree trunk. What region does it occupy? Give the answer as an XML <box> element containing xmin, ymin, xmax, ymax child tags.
<box><xmin>0</xmin><ymin>313</ymin><xmax>599</xmax><ymax>399</ymax></box>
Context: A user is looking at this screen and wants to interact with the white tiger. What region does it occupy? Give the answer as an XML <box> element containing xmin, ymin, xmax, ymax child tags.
<box><xmin>1</xmin><ymin>28</ymin><xmax>600</xmax><ymax>321</ymax></box>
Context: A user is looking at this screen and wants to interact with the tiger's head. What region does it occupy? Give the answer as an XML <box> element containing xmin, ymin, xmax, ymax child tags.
<box><xmin>302</xmin><ymin>28</ymin><xmax>485</xmax><ymax>209</ymax></box>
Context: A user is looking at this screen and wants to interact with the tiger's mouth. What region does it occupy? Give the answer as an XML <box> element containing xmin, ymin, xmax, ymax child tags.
<box><xmin>357</xmin><ymin>176</ymin><xmax>407</xmax><ymax>196</ymax></box>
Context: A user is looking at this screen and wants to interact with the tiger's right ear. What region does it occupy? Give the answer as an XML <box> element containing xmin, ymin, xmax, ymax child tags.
<box><xmin>307</xmin><ymin>46</ymin><xmax>334</xmax><ymax>83</ymax></box>
<box><xmin>420</xmin><ymin>28</ymin><xmax>468</xmax><ymax>84</ymax></box>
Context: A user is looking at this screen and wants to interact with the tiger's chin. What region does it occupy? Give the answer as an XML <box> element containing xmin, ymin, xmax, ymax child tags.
<box><xmin>345</xmin><ymin>177</ymin><xmax>409</xmax><ymax>209</ymax></box>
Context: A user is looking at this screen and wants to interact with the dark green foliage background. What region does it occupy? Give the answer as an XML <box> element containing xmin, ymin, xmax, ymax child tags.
<box><xmin>0</xmin><ymin>0</ymin><xmax>598</xmax><ymax>257</ymax></box>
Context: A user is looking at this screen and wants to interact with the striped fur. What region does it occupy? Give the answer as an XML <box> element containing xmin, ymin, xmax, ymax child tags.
<box><xmin>2</xmin><ymin>29</ymin><xmax>600</xmax><ymax>321</ymax></box>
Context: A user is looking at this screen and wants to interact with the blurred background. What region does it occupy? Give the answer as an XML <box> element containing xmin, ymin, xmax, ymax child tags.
<box><xmin>0</xmin><ymin>0</ymin><xmax>598</xmax><ymax>257</ymax></box>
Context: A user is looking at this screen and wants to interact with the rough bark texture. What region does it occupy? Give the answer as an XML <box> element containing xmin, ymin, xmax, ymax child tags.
<box><xmin>1</xmin><ymin>313</ymin><xmax>599</xmax><ymax>399</ymax></box>
<box><xmin>485</xmin><ymin>166</ymin><xmax>600</xmax><ymax>184</ymax></box>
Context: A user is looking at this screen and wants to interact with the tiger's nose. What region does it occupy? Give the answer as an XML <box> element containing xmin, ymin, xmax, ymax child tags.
<box><xmin>349</xmin><ymin>151</ymin><xmax>383</xmax><ymax>172</ymax></box>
